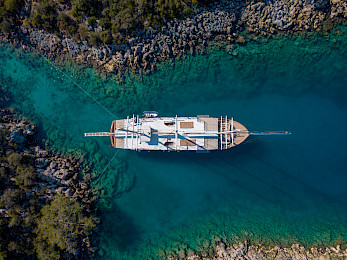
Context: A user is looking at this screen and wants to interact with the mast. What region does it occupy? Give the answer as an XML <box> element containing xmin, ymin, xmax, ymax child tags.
<box><xmin>220</xmin><ymin>116</ymin><xmax>223</xmax><ymax>150</ymax></box>
<box><xmin>131</xmin><ymin>114</ymin><xmax>134</xmax><ymax>150</ymax></box>
<box><xmin>136</xmin><ymin>115</ymin><xmax>139</xmax><ymax>151</ymax></box>
<box><xmin>125</xmin><ymin>116</ymin><xmax>129</xmax><ymax>148</ymax></box>
<box><xmin>224</xmin><ymin>116</ymin><xmax>228</xmax><ymax>149</ymax></box>
<box><xmin>175</xmin><ymin>115</ymin><xmax>178</xmax><ymax>151</ymax></box>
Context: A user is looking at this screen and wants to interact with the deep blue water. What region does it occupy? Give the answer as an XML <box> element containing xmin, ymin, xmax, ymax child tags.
<box><xmin>1</xmin><ymin>28</ymin><xmax>347</xmax><ymax>258</ymax></box>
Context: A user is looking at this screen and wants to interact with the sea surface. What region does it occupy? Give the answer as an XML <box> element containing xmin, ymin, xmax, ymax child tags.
<box><xmin>1</xmin><ymin>27</ymin><xmax>347</xmax><ymax>258</ymax></box>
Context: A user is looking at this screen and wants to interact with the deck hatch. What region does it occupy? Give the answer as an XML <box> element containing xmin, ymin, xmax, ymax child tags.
<box><xmin>180</xmin><ymin>122</ymin><xmax>194</xmax><ymax>128</ymax></box>
<box><xmin>180</xmin><ymin>139</ymin><xmax>196</xmax><ymax>146</ymax></box>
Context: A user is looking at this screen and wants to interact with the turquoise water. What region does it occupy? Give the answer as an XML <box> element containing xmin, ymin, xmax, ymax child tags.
<box><xmin>1</xmin><ymin>27</ymin><xmax>347</xmax><ymax>258</ymax></box>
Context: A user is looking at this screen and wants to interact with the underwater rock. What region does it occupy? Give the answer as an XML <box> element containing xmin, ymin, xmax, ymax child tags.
<box><xmin>235</xmin><ymin>36</ymin><xmax>246</xmax><ymax>44</ymax></box>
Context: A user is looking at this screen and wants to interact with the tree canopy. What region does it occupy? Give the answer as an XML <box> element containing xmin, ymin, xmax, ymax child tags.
<box><xmin>24</xmin><ymin>0</ymin><xmax>211</xmax><ymax>45</ymax></box>
<box><xmin>36</xmin><ymin>194</ymin><xmax>96</xmax><ymax>256</ymax></box>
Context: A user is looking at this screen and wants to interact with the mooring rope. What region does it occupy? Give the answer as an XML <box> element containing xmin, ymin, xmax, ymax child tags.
<box><xmin>26</xmin><ymin>42</ymin><xmax>118</xmax><ymax>119</ymax></box>
<box><xmin>23</xmin><ymin>41</ymin><xmax>124</xmax><ymax>199</ymax></box>
<box><xmin>87</xmin><ymin>149</ymin><xmax>120</xmax><ymax>197</ymax></box>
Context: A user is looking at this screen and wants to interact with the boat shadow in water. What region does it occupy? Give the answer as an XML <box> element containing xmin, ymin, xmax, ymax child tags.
<box><xmin>135</xmin><ymin>135</ymin><xmax>255</xmax><ymax>161</ymax></box>
<box><xmin>136</xmin><ymin>138</ymin><xmax>347</xmax><ymax>210</ymax></box>
<box><xmin>136</xmin><ymin>140</ymin><xmax>285</xmax><ymax>205</ymax></box>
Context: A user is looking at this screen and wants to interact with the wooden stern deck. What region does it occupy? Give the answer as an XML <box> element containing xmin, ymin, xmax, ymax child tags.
<box><xmin>110</xmin><ymin>120</ymin><xmax>125</xmax><ymax>148</ymax></box>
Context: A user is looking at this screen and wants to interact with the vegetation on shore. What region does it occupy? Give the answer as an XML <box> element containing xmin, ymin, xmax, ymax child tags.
<box><xmin>0</xmin><ymin>0</ymin><xmax>23</xmax><ymax>33</ymax></box>
<box><xmin>0</xmin><ymin>0</ymin><xmax>211</xmax><ymax>46</ymax></box>
<box><xmin>0</xmin><ymin>104</ymin><xmax>97</xmax><ymax>259</ymax></box>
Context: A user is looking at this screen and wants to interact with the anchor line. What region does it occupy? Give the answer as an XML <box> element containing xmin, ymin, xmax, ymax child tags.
<box><xmin>87</xmin><ymin>149</ymin><xmax>119</xmax><ymax>196</ymax></box>
<box><xmin>26</xmin><ymin>42</ymin><xmax>118</xmax><ymax>119</ymax></box>
<box><xmin>243</xmin><ymin>134</ymin><xmax>277</xmax><ymax>145</ymax></box>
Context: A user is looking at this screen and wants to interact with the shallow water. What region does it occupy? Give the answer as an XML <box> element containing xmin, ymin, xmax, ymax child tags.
<box><xmin>1</xmin><ymin>27</ymin><xmax>347</xmax><ymax>258</ymax></box>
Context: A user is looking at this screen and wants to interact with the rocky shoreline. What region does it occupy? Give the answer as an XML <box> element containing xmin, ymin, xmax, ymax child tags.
<box><xmin>177</xmin><ymin>240</ymin><xmax>347</xmax><ymax>259</ymax></box>
<box><xmin>0</xmin><ymin>106</ymin><xmax>96</xmax><ymax>258</ymax></box>
<box><xmin>0</xmin><ymin>107</ymin><xmax>93</xmax><ymax>206</ymax></box>
<box><xmin>2</xmin><ymin>0</ymin><xmax>346</xmax><ymax>75</ymax></box>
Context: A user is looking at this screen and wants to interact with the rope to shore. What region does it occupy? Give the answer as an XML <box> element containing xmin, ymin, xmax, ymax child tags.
<box><xmin>87</xmin><ymin>149</ymin><xmax>119</xmax><ymax>197</ymax></box>
<box><xmin>26</xmin><ymin>42</ymin><xmax>118</xmax><ymax>119</ymax></box>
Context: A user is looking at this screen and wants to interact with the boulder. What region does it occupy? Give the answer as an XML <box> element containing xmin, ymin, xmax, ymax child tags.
<box><xmin>10</xmin><ymin>127</ymin><xmax>26</xmax><ymax>144</ymax></box>
<box><xmin>308</xmin><ymin>0</ymin><xmax>329</xmax><ymax>8</ymax></box>
<box><xmin>50</xmin><ymin>161</ymin><xmax>57</xmax><ymax>169</ymax></box>
<box><xmin>65</xmin><ymin>188</ymin><xmax>74</xmax><ymax>197</ymax></box>
<box><xmin>235</xmin><ymin>36</ymin><xmax>246</xmax><ymax>44</ymax></box>
<box><xmin>53</xmin><ymin>169</ymin><xmax>74</xmax><ymax>180</ymax></box>
<box><xmin>39</xmin><ymin>168</ymin><xmax>58</xmax><ymax>184</ymax></box>
<box><xmin>34</xmin><ymin>146</ymin><xmax>49</xmax><ymax>157</ymax></box>
<box><xmin>35</xmin><ymin>158</ymin><xmax>49</xmax><ymax>169</ymax></box>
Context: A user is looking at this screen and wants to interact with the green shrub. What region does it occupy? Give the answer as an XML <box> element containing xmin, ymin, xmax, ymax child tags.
<box><xmin>36</xmin><ymin>194</ymin><xmax>96</xmax><ymax>254</ymax></box>
<box><xmin>71</xmin><ymin>0</ymin><xmax>100</xmax><ymax>17</ymax></box>
<box><xmin>7</xmin><ymin>153</ymin><xmax>32</xmax><ymax>170</ymax></box>
<box><xmin>57</xmin><ymin>12</ymin><xmax>78</xmax><ymax>35</ymax></box>
<box><xmin>15</xmin><ymin>165</ymin><xmax>36</xmax><ymax>189</ymax></box>
<box><xmin>3</xmin><ymin>0</ymin><xmax>22</xmax><ymax>13</ymax></box>
<box><xmin>88</xmin><ymin>31</ymin><xmax>101</xmax><ymax>47</ymax></box>
<box><xmin>0</xmin><ymin>251</ymin><xmax>7</xmax><ymax>260</ymax></box>
<box><xmin>30</xmin><ymin>0</ymin><xmax>58</xmax><ymax>32</ymax></box>
<box><xmin>0</xmin><ymin>167</ymin><xmax>8</xmax><ymax>189</ymax></box>
<box><xmin>0</xmin><ymin>166</ymin><xmax>6</xmax><ymax>180</ymax></box>
<box><xmin>100</xmin><ymin>30</ymin><xmax>112</xmax><ymax>44</ymax></box>
<box><xmin>34</xmin><ymin>238</ymin><xmax>61</xmax><ymax>260</ymax></box>
<box><xmin>0</xmin><ymin>19</ymin><xmax>11</xmax><ymax>33</ymax></box>
<box><xmin>77</xmin><ymin>24</ymin><xmax>88</xmax><ymax>40</ymax></box>
<box><xmin>0</xmin><ymin>188</ymin><xmax>22</xmax><ymax>209</ymax></box>
<box><xmin>86</xmin><ymin>16</ymin><xmax>97</xmax><ymax>28</ymax></box>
